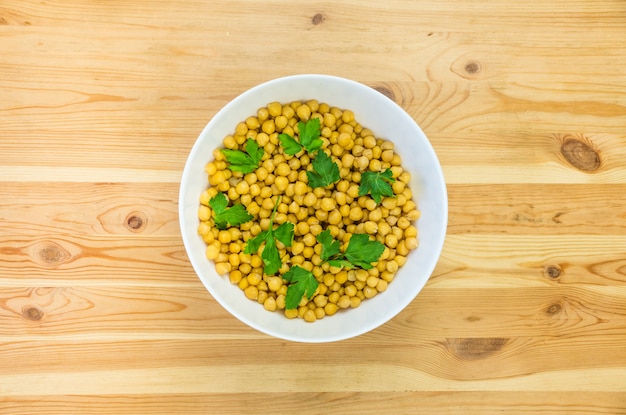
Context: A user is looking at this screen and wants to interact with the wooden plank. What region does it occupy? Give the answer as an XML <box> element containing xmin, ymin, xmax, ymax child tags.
<box><xmin>2</xmin><ymin>392</ymin><xmax>624</xmax><ymax>415</ymax></box>
<box><xmin>434</xmin><ymin>234</ymin><xmax>626</xmax><ymax>286</ymax></box>
<box><xmin>1</xmin><ymin>285</ymin><xmax>624</xmax><ymax>339</ymax></box>
<box><xmin>1</xmin><ymin>362</ymin><xmax>625</xmax><ymax>395</ymax></box>
<box><xmin>2</xmin><ymin>334</ymin><xmax>626</xmax><ymax>380</ymax></box>
<box><xmin>0</xmin><ymin>235</ymin><xmax>195</xmax><ymax>285</ymax></box>
<box><xmin>0</xmin><ymin>183</ymin><xmax>179</xmax><ymax>236</ymax></box>
<box><xmin>447</xmin><ymin>184</ymin><xmax>626</xmax><ymax>235</ymax></box>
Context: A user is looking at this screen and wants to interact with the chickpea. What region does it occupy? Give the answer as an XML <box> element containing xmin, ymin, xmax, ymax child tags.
<box><xmin>303</xmin><ymin>233</ymin><xmax>316</xmax><ymax>247</ymax></box>
<box><xmin>275</xmin><ymin>176</ymin><xmax>289</xmax><ymax>192</ymax></box>
<box><xmin>337</xmin><ymin>295</ymin><xmax>351</xmax><ymax>309</ymax></box>
<box><xmin>296</xmin><ymin>104</ymin><xmax>311</xmax><ymax>121</ymax></box>
<box><xmin>284</xmin><ymin>308</ymin><xmax>298</xmax><ymax>319</ymax></box>
<box><xmin>262</xmin><ymin>297</ymin><xmax>277</xmax><ymax>311</ymax></box>
<box><xmin>320</xmin><ymin>197</ymin><xmax>336</xmax><ymax>211</ymax></box>
<box><xmin>275</xmin><ymin>162</ymin><xmax>291</xmax><ymax>177</ymax></box>
<box><xmin>324</xmin><ymin>303</ymin><xmax>339</xmax><ymax>316</ymax></box>
<box><xmin>363</xmin><ymin>286</ymin><xmax>377</xmax><ymax>299</ymax></box>
<box><xmin>267</xmin><ymin>102</ymin><xmax>282</xmax><ymax>117</ymax></box>
<box><xmin>405</xmin><ymin>237</ymin><xmax>418</xmax><ymax>250</ymax></box>
<box><xmin>215</xmin><ymin>262</ymin><xmax>231</xmax><ymax>275</ymax></box>
<box><xmin>405</xmin><ymin>225</ymin><xmax>418</xmax><ymax>238</ymax></box>
<box><xmin>303</xmin><ymin>309</ymin><xmax>317</xmax><ymax>322</ymax></box>
<box><xmin>294</xmin><ymin>181</ymin><xmax>308</xmax><ymax>196</ymax></box>
<box><xmin>348</xmin><ymin>206</ymin><xmax>364</xmax><ymax>221</ymax></box>
<box><xmin>303</xmin><ymin>193</ymin><xmax>317</xmax><ymax>207</ymax></box>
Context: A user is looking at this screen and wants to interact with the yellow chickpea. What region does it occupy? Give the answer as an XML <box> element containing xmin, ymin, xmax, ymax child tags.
<box><xmin>296</xmin><ymin>104</ymin><xmax>311</xmax><ymax>121</ymax></box>
<box><xmin>405</xmin><ymin>237</ymin><xmax>418</xmax><ymax>250</ymax></box>
<box><xmin>324</xmin><ymin>303</ymin><xmax>339</xmax><ymax>316</ymax></box>
<box><xmin>267</xmin><ymin>102</ymin><xmax>282</xmax><ymax>117</ymax></box>
<box><xmin>405</xmin><ymin>225</ymin><xmax>418</xmax><ymax>238</ymax></box>
<box><xmin>348</xmin><ymin>206</ymin><xmax>364</xmax><ymax>221</ymax></box>
<box><xmin>320</xmin><ymin>197</ymin><xmax>336</xmax><ymax>212</ymax></box>
<box><xmin>275</xmin><ymin>176</ymin><xmax>289</xmax><ymax>192</ymax></box>
<box><xmin>303</xmin><ymin>193</ymin><xmax>317</xmax><ymax>207</ymax></box>
<box><xmin>215</xmin><ymin>261</ymin><xmax>231</xmax><ymax>276</ymax></box>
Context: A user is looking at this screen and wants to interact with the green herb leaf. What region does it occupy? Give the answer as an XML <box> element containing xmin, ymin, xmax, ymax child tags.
<box><xmin>278</xmin><ymin>133</ymin><xmax>303</xmax><ymax>156</ymax></box>
<box><xmin>208</xmin><ymin>192</ymin><xmax>228</xmax><ymax>214</ymax></box>
<box><xmin>273</xmin><ymin>222</ymin><xmax>295</xmax><ymax>247</ymax></box>
<box><xmin>243</xmin><ymin>230</ymin><xmax>268</xmax><ymax>255</ymax></box>
<box><xmin>306</xmin><ymin>150</ymin><xmax>340</xmax><ymax>188</ymax></box>
<box><xmin>242</xmin><ymin>196</ymin><xmax>294</xmax><ymax>275</ymax></box>
<box><xmin>209</xmin><ymin>192</ymin><xmax>253</xmax><ymax>230</ymax></box>
<box><xmin>283</xmin><ymin>265</ymin><xmax>319</xmax><ymax>310</ymax></box>
<box><xmin>297</xmin><ymin>118</ymin><xmax>323</xmax><ymax>154</ymax></box>
<box><xmin>261</xmin><ymin>235</ymin><xmax>281</xmax><ymax>275</ymax></box>
<box><xmin>221</xmin><ymin>139</ymin><xmax>264</xmax><ymax>174</ymax></box>
<box><xmin>277</xmin><ymin>118</ymin><xmax>323</xmax><ymax>156</ymax></box>
<box><xmin>316</xmin><ymin>229</ymin><xmax>341</xmax><ymax>262</ymax></box>
<box><xmin>343</xmin><ymin>234</ymin><xmax>386</xmax><ymax>270</ymax></box>
<box><xmin>358</xmin><ymin>168</ymin><xmax>396</xmax><ymax>204</ymax></box>
<box><xmin>316</xmin><ymin>230</ymin><xmax>384</xmax><ymax>270</ymax></box>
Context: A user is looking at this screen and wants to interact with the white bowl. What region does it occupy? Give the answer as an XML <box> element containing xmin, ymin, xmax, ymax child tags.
<box><xmin>179</xmin><ymin>74</ymin><xmax>447</xmax><ymax>342</ymax></box>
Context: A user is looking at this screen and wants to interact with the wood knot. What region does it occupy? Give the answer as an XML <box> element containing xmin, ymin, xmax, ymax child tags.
<box><xmin>544</xmin><ymin>264</ymin><xmax>561</xmax><ymax>279</ymax></box>
<box><xmin>22</xmin><ymin>305</ymin><xmax>44</xmax><ymax>321</ymax></box>
<box><xmin>464</xmin><ymin>60</ymin><xmax>481</xmax><ymax>74</ymax></box>
<box><xmin>372</xmin><ymin>85</ymin><xmax>397</xmax><ymax>103</ymax></box>
<box><xmin>446</xmin><ymin>338</ymin><xmax>508</xmax><ymax>361</ymax></box>
<box><xmin>125</xmin><ymin>211</ymin><xmax>147</xmax><ymax>232</ymax></box>
<box><xmin>560</xmin><ymin>136</ymin><xmax>601</xmax><ymax>172</ymax></box>
<box><xmin>35</xmin><ymin>241</ymin><xmax>71</xmax><ymax>266</ymax></box>
<box><xmin>311</xmin><ymin>13</ymin><xmax>325</xmax><ymax>25</ymax></box>
<box><xmin>545</xmin><ymin>302</ymin><xmax>562</xmax><ymax>316</ymax></box>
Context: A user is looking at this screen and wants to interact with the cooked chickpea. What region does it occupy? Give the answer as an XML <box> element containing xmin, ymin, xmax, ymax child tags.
<box><xmin>215</xmin><ymin>262</ymin><xmax>231</xmax><ymax>275</ymax></box>
<box><xmin>320</xmin><ymin>197</ymin><xmax>336</xmax><ymax>211</ymax></box>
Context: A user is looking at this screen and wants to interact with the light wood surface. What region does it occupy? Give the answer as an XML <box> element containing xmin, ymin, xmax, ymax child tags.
<box><xmin>2</xmin><ymin>1</ymin><xmax>626</xmax><ymax>414</ymax></box>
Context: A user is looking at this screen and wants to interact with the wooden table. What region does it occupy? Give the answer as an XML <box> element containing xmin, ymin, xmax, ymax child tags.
<box><xmin>2</xmin><ymin>1</ymin><xmax>625</xmax><ymax>413</ymax></box>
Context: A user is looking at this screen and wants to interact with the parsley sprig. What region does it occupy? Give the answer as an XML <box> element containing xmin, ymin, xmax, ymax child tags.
<box><xmin>358</xmin><ymin>168</ymin><xmax>396</xmax><ymax>203</ymax></box>
<box><xmin>306</xmin><ymin>150</ymin><xmax>341</xmax><ymax>188</ymax></box>
<box><xmin>221</xmin><ymin>139</ymin><xmax>264</xmax><ymax>174</ymax></box>
<box><xmin>283</xmin><ymin>265</ymin><xmax>319</xmax><ymax>310</ymax></box>
<box><xmin>278</xmin><ymin>118</ymin><xmax>340</xmax><ymax>188</ymax></box>
<box><xmin>278</xmin><ymin>118</ymin><xmax>323</xmax><ymax>156</ymax></box>
<box><xmin>243</xmin><ymin>196</ymin><xmax>294</xmax><ymax>275</ymax></box>
<box><xmin>209</xmin><ymin>192</ymin><xmax>253</xmax><ymax>230</ymax></box>
<box><xmin>317</xmin><ymin>229</ymin><xmax>385</xmax><ymax>270</ymax></box>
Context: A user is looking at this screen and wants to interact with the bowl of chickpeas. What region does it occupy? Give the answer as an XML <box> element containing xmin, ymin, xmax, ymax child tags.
<box><xmin>179</xmin><ymin>74</ymin><xmax>447</xmax><ymax>342</ymax></box>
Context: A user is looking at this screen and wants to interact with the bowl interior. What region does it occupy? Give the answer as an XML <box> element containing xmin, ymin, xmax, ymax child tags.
<box><xmin>179</xmin><ymin>74</ymin><xmax>447</xmax><ymax>342</ymax></box>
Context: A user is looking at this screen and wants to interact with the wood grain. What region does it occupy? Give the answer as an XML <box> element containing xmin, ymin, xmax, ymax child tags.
<box><xmin>2</xmin><ymin>0</ymin><xmax>626</xmax><ymax>414</ymax></box>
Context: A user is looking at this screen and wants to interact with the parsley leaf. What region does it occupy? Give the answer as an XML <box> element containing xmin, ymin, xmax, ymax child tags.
<box><xmin>243</xmin><ymin>197</ymin><xmax>294</xmax><ymax>275</ymax></box>
<box><xmin>209</xmin><ymin>192</ymin><xmax>253</xmax><ymax>230</ymax></box>
<box><xmin>343</xmin><ymin>234</ymin><xmax>386</xmax><ymax>270</ymax></box>
<box><xmin>277</xmin><ymin>118</ymin><xmax>323</xmax><ymax>156</ymax></box>
<box><xmin>297</xmin><ymin>118</ymin><xmax>323</xmax><ymax>153</ymax></box>
<box><xmin>283</xmin><ymin>265</ymin><xmax>319</xmax><ymax>310</ymax></box>
<box><xmin>306</xmin><ymin>150</ymin><xmax>340</xmax><ymax>188</ymax></box>
<box><xmin>316</xmin><ymin>230</ymin><xmax>385</xmax><ymax>270</ymax></box>
<box><xmin>221</xmin><ymin>139</ymin><xmax>264</xmax><ymax>174</ymax></box>
<box><xmin>278</xmin><ymin>133</ymin><xmax>303</xmax><ymax>156</ymax></box>
<box><xmin>273</xmin><ymin>222</ymin><xmax>295</xmax><ymax>247</ymax></box>
<box><xmin>358</xmin><ymin>168</ymin><xmax>396</xmax><ymax>204</ymax></box>
<box><xmin>317</xmin><ymin>229</ymin><xmax>341</xmax><ymax>261</ymax></box>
